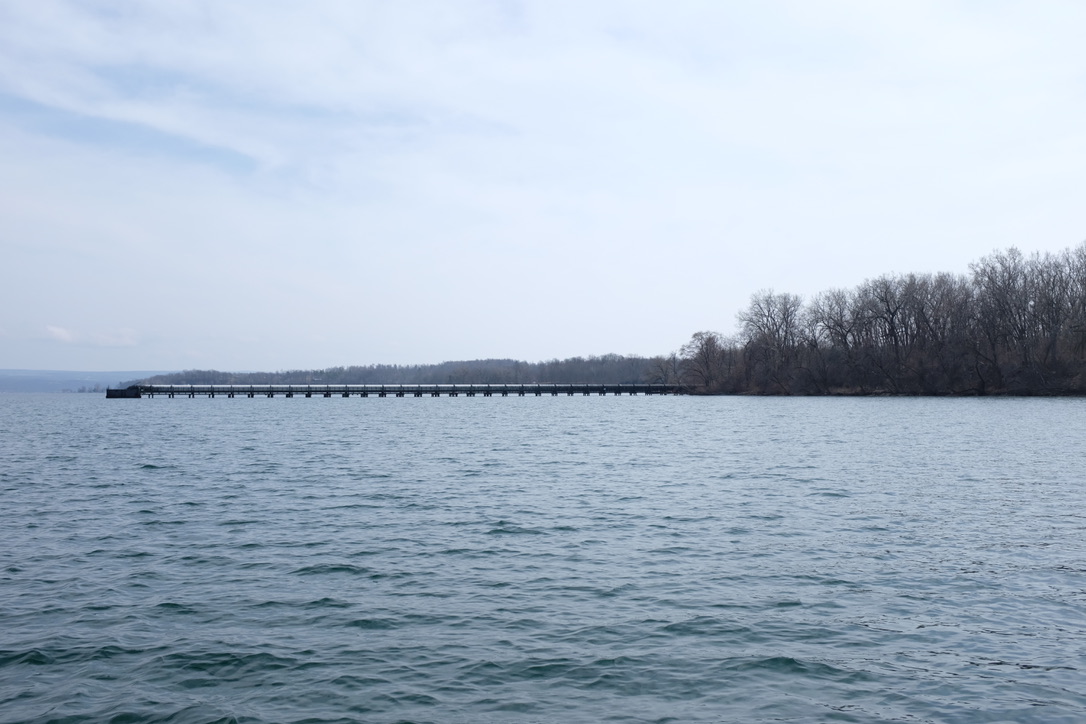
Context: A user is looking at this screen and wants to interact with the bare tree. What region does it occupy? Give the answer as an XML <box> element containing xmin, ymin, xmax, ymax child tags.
<box><xmin>737</xmin><ymin>290</ymin><xmax>804</xmax><ymax>393</ymax></box>
<box><xmin>679</xmin><ymin>331</ymin><xmax>728</xmax><ymax>392</ymax></box>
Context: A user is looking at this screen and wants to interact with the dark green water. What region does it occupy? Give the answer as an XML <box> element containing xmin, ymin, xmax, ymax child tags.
<box><xmin>2</xmin><ymin>394</ymin><xmax>1084</xmax><ymax>723</ymax></box>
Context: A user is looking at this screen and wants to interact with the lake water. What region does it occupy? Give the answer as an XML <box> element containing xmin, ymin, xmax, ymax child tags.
<box><xmin>2</xmin><ymin>393</ymin><xmax>1084</xmax><ymax>723</ymax></box>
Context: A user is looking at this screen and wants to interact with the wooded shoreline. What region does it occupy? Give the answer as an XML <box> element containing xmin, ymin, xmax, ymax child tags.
<box><xmin>132</xmin><ymin>243</ymin><xmax>1086</xmax><ymax>397</ymax></box>
<box><xmin>675</xmin><ymin>243</ymin><xmax>1086</xmax><ymax>396</ymax></box>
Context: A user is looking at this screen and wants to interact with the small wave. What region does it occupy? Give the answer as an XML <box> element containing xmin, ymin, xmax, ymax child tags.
<box><xmin>290</xmin><ymin>563</ymin><xmax>373</xmax><ymax>576</ymax></box>
<box><xmin>0</xmin><ymin>648</ymin><xmax>53</xmax><ymax>666</ymax></box>
<box><xmin>728</xmin><ymin>656</ymin><xmax>857</xmax><ymax>680</ymax></box>
<box><xmin>326</xmin><ymin>503</ymin><xmax>382</xmax><ymax>511</ymax></box>
<box><xmin>160</xmin><ymin>650</ymin><xmax>299</xmax><ymax>676</ymax></box>
<box><xmin>346</xmin><ymin>617</ymin><xmax>398</xmax><ymax>630</ymax></box>
<box><xmin>661</xmin><ymin>617</ymin><xmax>752</xmax><ymax>637</ymax></box>
<box><xmin>154</xmin><ymin>602</ymin><xmax>200</xmax><ymax>615</ymax></box>
<box><xmin>366</xmin><ymin>570</ymin><xmax>415</xmax><ymax>582</ymax></box>
<box><xmin>329</xmin><ymin>673</ymin><xmax>393</xmax><ymax>690</ymax></box>
<box><xmin>486</xmin><ymin>521</ymin><xmax>544</xmax><ymax>535</ymax></box>
<box><xmin>972</xmin><ymin>658</ymin><xmax>1078</xmax><ymax>671</ymax></box>
<box><xmin>73</xmin><ymin>703</ymin><xmax>241</xmax><ymax>724</ymax></box>
<box><xmin>306</xmin><ymin>597</ymin><xmax>353</xmax><ymax>609</ymax></box>
<box><xmin>556</xmin><ymin>583</ymin><xmax>634</xmax><ymax>598</ymax></box>
<box><xmin>510</xmin><ymin>658</ymin><xmax>578</xmax><ymax>679</ymax></box>
<box><xmin>2</xmin><ymin>645</ymin><xmax>149</xmax><ymax>667</ymax></box>
<box><xmin>474</xmin><ymin>698</ymin><xmax>539</xmax><ymax>713</ymax></box>
<box><xmin>370</xmin><ymin>691</ymin><xmax>441</xmax><ymax>707</ymax></box>
<box><xmin>250</xmin><ymin>597</ymin><xmax>351</xmax><ymax>610</ymax></box>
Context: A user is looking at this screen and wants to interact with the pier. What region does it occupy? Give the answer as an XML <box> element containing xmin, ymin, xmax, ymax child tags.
<box><xmin>106</xmin><ymin>383</ymin><xmax>684</xmax><ymax>398</ymax></box>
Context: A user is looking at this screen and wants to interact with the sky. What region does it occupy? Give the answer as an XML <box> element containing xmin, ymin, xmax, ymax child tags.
<box><xmin>1</xmin><ymin>1</ymin><xmax>1084</xmax><ymax>372</ymax></box>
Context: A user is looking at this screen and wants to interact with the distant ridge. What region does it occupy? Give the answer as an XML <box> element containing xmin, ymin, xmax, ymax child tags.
<box><xmin>0</xmin><ymin>370</ymin><xmax>173</xmax><ymax>393</ymax></box>
<box><xmin>130</xmin><ymin>356</ymin><xmax>664</xmax><ymax>388</ymax></box>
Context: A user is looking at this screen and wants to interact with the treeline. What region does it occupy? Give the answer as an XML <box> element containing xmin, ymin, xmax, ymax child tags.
<box><xmin>131</xmin><ymin>354</ymin><xmax>659</xmax><ymax>387</ymax></box>
<box><xmin>673</xmin><ymin>243</ymin><xmax>1086</xmax><ymax>395</ymax></box>
<box><xmin>134</xmin><ymin>243</ymin><xmax>1086</xmax><ymax>396</ymax></box>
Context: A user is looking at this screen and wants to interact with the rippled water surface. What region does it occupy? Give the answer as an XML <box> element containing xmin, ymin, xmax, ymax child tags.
<box><xmin>2</xmin><ymin>394</ymin><xmax>1085</xmax><ymax>723</ymax></box>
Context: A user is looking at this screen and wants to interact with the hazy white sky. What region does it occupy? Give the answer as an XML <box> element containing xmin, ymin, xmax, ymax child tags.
<box><xmin>2</xmin><ymin>1</ymin><xmax>1084</xmax><ymax>371</ymax></box>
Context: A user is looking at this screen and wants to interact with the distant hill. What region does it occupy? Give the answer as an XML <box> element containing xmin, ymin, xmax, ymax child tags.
<box><xmin>0</xmin><ymin>370</ymin><xmax>173</xmax><ymax>393</ymax></box>
<box><xmin>132</xmin><ymin>356</ymin><xmax>664</xmax><ymax>387</ymax></box>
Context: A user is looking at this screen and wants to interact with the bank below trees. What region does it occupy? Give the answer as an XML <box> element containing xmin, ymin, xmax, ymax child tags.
<box><xmin>672</xmin><ymin>242</ymin><xmax>1086</xmax><ymax>395</ymax></box>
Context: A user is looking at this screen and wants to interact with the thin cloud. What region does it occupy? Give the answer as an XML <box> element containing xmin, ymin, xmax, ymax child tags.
<box><xmin>44</xmin><ymin>325</ymin><xmax>138</xmax><ymax>347</ymax></box>
<box><xmin>45</xmin><ymin>325</ymin><xmax>77</xmax><ymax>343</ymax></box>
